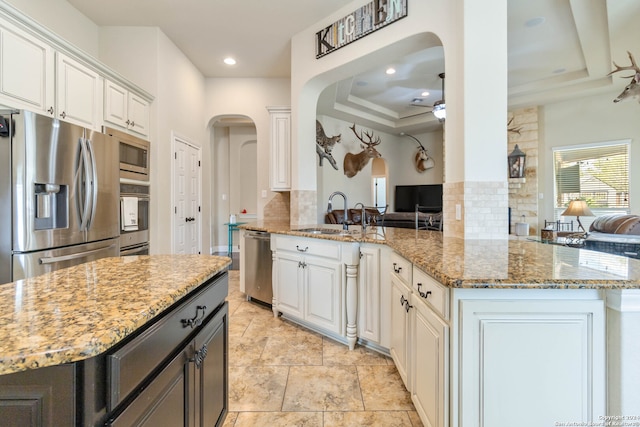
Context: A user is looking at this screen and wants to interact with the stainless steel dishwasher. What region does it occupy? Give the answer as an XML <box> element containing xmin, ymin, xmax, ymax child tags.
<box><xmin>244</xmin><ymin>230</ymin><xmax>273</xmax><ymax>305</ymax></box>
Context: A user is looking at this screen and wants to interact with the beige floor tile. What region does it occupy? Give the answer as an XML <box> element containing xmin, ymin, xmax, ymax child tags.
<box><xmin>282</xmin><ymin>365</ymin><xmax>364</xmax><ymax>411</ymax></box>
<box><xmin>357</xmin><ymin>365</ymin><xmax>414</xmax><ymax>410</ymax></box>
<box><xmin>408</xmin><ymin>410</ymin><xmax>425</xmax><ymax>426</ymax></box>
<box><xmin>229</xmin><ymin>336</ymin><xmax>268</xmax><ymax>366</ymax></box>
<box><xmin>233</xmin><ymin>411</ymin><xmax>322</xmax><ymax>427</ymax></box>
<box><xmin>222</xmin><ymin>411</ymin><xmax>238</xmax><ymax>427</ymax></box>
<box><xmin>228</xmin><ymin>365</ymin><xmax>289</xmax><ymax>411</ymax></box>
<box><xmin>243</xmin><ymin>315</ymin><xmax>302</xmax><ymax>339</ymax></box>
<box><xmin>323</xmin><ymin>337</ymin><xmax>389</xmax><ymax>366</ymax></box>
<box><xmin>259</xmin><ymin>333</ymin><xmax>323</xmax><ymax>366</ymax></box>
<box><xmin>324</xmin><ymin>410</ymin><xmax>414</xmax><ymax>426</ymax></box>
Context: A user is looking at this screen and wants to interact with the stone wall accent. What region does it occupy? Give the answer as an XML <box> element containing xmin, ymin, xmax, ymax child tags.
<box><xmin>508</xmin><ymin>107</ymin><xmax>539</xmax><ymax>235</ymax></box>
<box><xmin>263</xmin><ymin>192</ymin><xmax>291</xmax><ymax>221</ymax></box>
<box><xmin>290</xmin><ymin>190</ymin><xmax>317</xmax><ymax>225</ymax></box>
<box><xmin>444</xmin><ymin>181</ymin><xmax>509</xmax><ymax>239</ymax></box>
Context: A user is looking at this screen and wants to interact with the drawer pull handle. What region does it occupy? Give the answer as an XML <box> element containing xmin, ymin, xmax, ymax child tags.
<box><xmin>417</xmin><ymin>283</ymin><xmax>432</xmax><ymax>299</ymax></box>
<box><xmin>181</xmin><ymin>305</ymin><xmax>207</xmax><ymax>328</ymax></box>
<box><xmin>191</xmin><ymin>343</ymin><xmax>208</xmax><ymax>369</ymax></box>
<box><xmin>393</xmin><ymin>263</ymin><xmax>402</xmax><ymax>274</ymax></box>
<box><xmin>296</xmin><ymin>245</ymin><xmax>308</xmax><ymax>252</ymax></box>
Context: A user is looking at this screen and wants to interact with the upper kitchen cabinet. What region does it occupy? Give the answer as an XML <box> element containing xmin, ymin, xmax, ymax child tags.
<box><xmin>0</xmin><ymin>18</ymin><xmax>54</xmax><ymax>114</ymax></box>
<box><xmin>104</xmin><ymin>79</ymin><xmax>150</xmax><ymax>138</ymax></box>
<box><xmin>56</xmin><ymin>52</ymin><xmax>102</xmax><ymax>130</ymax></box>
<box><xmin>267</xmin><ymin>106</ymin><xmax>291</xmax><ymax>191</ymax></box>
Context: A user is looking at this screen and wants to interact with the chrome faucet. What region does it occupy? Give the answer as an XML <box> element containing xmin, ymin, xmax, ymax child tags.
<box><xmin>354</xmin><ymin>202</ymin><xmax>368</xmax><ymax>232</ymax></box>
<box><xmin>327</xmin><ymin>191</ymin><xmax>349</xmax><ymax>230</ymax></box>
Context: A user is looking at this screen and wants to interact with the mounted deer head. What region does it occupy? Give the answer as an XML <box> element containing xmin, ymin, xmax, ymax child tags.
<box><xmin>400</xmin><ymin>132</ymin><xmax>434</xmax><ymax>173</ymax></box>
<box><xmin>343</xmin><ymin>124</ymin><xmax>382</xmax><ymax>178</ymax></box>
<box><xmin>608</xmin><ymin>51</ymin><xmax>640</xmax><ymax>103</ymax></box>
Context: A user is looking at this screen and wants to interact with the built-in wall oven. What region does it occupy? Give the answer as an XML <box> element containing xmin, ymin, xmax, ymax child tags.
<box><xmin>119</xmin><ymin>181</ymin><xmax>149</xmax><ymax>256</ymax></box>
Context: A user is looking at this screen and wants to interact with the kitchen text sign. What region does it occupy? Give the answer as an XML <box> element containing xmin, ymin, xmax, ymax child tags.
<box><xmin>315</xmin><ymin>0</ymin><xmax>408</xmax><ymax>59</ymax></box>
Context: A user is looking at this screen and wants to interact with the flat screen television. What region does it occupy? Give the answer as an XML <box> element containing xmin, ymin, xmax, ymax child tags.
<box><xmin>394</xmin><ymin>184</ymin><xmax>443</xmax><ymax>213</ymax></box>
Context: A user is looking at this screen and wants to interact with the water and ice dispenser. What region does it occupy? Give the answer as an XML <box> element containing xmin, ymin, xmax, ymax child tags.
<box><xmin>34</xmin><ymin>183</ymin><xmax>68</xmax><ymax>230</ymax></box>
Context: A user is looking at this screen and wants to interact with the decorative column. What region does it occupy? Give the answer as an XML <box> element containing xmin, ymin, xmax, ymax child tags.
<box><xmin>345</xmin><ymin>262</ymin><xmax>358</xmax><ymax>350</ymax></box>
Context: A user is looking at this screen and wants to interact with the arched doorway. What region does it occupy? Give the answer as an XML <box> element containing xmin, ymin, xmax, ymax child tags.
<box><xmin>210</xmin><ymin>115</ymin><xmax>256</xmax><ymax>264</ymax></box>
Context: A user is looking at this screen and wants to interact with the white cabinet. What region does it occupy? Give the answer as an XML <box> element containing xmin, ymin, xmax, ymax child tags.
<box><xmin>389</xmin><ymin>251</ymin><xmax>413</xmax><ymax>388</ymax></box>
<box><xmin>55</xmin><ymin>52</ymin><xmax>102</xmax><ymax>129</ymax></box>
<box><xmin>267</xmin><ymin>106</ymin><xmax>291</xmax><ymax>191</ymax></box>
<box><xmin>0</xmin><ymin>19</ymin><xmax>54</xmax><ymax>113</ymax></box>
<box><xmin>272</xmin><ymin>234</ymin><xmax>360</xmax><ymax>344</ymax></box>
<box><xmin>390</xmin><ymin>274</ymin><xmax>412</xmax><ymax>388</ymax></box>
<box><xmin>456</xmin><ymin>295</ymin><xmax>605</xmax><ymax>427</ymax></box>
<box><xmin>358</xmin><ymin>244</ymin><xmax>381</xmax><ymax>344</ymax></box>
<box><xmin>411</xmin><ymin>288</ymin><xmax>448</xmax><ymax>427</ymax></box>
<box><xmin>272</xmin><ymin>234</ymin><xmax>344</xmax><ymax>335</ymax></box>
<box><xmin>105</xmin><ymin>79</ymin><xmax>150</xmax><ymax>137</ymax></box>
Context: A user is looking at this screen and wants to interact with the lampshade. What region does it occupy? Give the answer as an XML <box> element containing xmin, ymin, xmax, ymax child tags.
<box><xmin>432</xmin><ymin>101</ymin><xmax>446</xmax><ymax>121</ymax></box>
<box><xmin>561</xmin><ymin>200</ymin><xmax>594</xmax><ymax>233</ymax></box>
<box><xmin>561</xmin><ymin>200</ymin><xmax>594</xmax><ymax>217</ymax></box>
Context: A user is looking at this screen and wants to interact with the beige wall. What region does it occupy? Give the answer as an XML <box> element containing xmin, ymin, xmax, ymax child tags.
<box><xmin>5</xmin><ymin>0</ymin><xmax>99</xmax><ymax>57</ymax></box>
<box><xmin>316</xmin><ymin>115</ymin><xmax>444</xmax><ymax>222</ymax></box>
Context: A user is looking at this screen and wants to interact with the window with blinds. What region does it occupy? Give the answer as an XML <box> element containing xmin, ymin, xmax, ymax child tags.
<box><xmin>553</xmin><ymin>141</ymin><xmax>630</xmax><ymax>225</ymax></box>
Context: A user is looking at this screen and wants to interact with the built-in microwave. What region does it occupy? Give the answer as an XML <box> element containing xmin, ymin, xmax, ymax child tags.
<box><xmin>104</xmin><ymin>126</ymin><xmax>150</xmax><ymax>181</ymax></box>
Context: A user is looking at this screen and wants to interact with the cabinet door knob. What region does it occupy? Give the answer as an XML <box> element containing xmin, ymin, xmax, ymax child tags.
<box><xmin>126</xmin><ymin>119</ymin><xmax>131</xmax><ymax>126</ymax></box>
<box><xmin>60</xmin><ymin>111</ymin><xmax>66</xmax><ymax>119</ymax></box>
<box><xmin>131</xmin><ymin>121</ymin><xmax>135</xmax><ymax>127</ymax></box>
<box><xmin>47</xmin><ymin>106</ymin><xmax>54</xmax><ymax>115</ymax></box>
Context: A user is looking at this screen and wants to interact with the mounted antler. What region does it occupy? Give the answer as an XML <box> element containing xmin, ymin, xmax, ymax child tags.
<box><xmin>343</xmin><ymin>124</ymin><xmax>382</xmax><ymax>178</ymax></box>
<box><xmin>507</xmin><ymin>117</ymin><xmax>522</xmax><ymax>134</ymax></box>
<box><xmin>349</xmin><ymin>123</ymin><xmax>381</xmax><ymax>148</ymax></box>
<box><xmin>608</xmin><ymin>51</ymin><xmax>640</xmax><ymax>103</ymax></box>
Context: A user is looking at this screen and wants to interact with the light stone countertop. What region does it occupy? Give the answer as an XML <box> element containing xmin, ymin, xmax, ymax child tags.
<box><xmin>241</xmin><ymin>220</ymin><xmax>640</xmax><ymax>289</ymax></box>
<box><xmin>0</xmin><ymin>255</ymin><xmax>231</xmax><ymax>376</ymax></box>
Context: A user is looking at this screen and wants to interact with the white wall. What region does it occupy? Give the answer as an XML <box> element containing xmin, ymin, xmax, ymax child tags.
<box><xmin>100</xmin><ymin>26</ymin><xmax>208</xmax><ymax>255</ymax></box>
<box><xmin>315</xmin><ymin>115</ymin><xmax>444</xmax><ymax>221</ymax></box>
<box><xmin>538</xmin><ymin>91</ymin><xmax>640</xmax><ymax>226</ymax></box>
<box><xmin>203</xmin><ymin>78</ymin><xmax>290</xmax><ymax>235</ymax></box>
<box><xmin>5</xmin><ymin>0</ymin><xmax>99</xmax><ymax>57</ymax></box>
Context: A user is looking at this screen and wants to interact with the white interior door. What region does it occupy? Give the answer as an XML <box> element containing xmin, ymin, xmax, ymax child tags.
<box><xmin>173</xmin><ymin>135</ymin><xmax>201</xmax><ymax>254</ymax></box>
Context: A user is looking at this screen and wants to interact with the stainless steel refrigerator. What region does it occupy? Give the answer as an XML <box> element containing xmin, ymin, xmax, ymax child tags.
<box><xmin>0</xmin><ymin>110</ymin><xmax>120</xmax><ymax>284</ymax></box>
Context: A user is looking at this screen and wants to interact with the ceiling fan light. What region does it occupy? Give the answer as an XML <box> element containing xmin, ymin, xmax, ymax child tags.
<box><xmin>432</xmin><ymin>102</ymin><xmax>446</xmax><ymax>121</ymax></box>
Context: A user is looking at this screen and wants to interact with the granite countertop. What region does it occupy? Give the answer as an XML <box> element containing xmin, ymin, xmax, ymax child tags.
<box><xmin>241</xmin><ymin>220</ymin><xmax>640</xmax><ymax>289</ymax></box>
<box><xmin>0</xmin><ymin>255</ymin><xmax>231</xmax><ymax>376</ymax></box>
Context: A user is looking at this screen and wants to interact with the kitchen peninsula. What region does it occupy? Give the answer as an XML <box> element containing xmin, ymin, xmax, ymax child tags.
<box><xmin>241</xmin><ymin>221</ymin><xmax>640</xmax><ymax>427</ymax></box>
<box><xmin>0</xmin><ymin>255</ymin><xmax>231</xmax><ymax>427</ymax></box>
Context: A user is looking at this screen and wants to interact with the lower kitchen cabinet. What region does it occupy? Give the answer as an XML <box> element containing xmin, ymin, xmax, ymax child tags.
<box><xmin>358</xmin><ymin>243</ymin><xmax>391</xmax><ymax>347</ymax></box>
<box><xmin>455</xmin><ymin>295</ymin><xmax>605</xmax><ymax>427</ymax></box>
<box><xmin>272</xmin><ymin>239</ymin><xmax>343</xmax><ymax>335</ymax></box>
<box><xmin>0</xmin><ymin>272</ymin><xmax>229</xmax><ymax>427</ymax></box>
<box><xmin>390</xmin><ymin>274</ymin><xmax>412</xmax><ymax>388</ymax></box>
<box><xmin>411</xmin><ymin>294</ymin><xmax>448</xmax><ymax>427</ymax></box>
<box><xmin>271</xmin><ymin>234</ymin><xmax>360</xmax><ymax>344</ymax></box>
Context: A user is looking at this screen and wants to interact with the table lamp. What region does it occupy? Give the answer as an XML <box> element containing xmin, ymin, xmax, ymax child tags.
<box><xmin>561</xmin><ymin>200</ymin><xmax>594</xmax><ymax>233</ymax></box>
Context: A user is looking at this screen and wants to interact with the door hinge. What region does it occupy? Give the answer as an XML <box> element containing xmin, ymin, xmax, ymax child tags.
<box><xmin>175</xmin><ymin>206</ymin><xmax>177</xmax><ymax>214</ymax></box>
<box><xmin>198</xmin><ymin>206</ymin><xmax>201</xmax><ymax>212</ymax></box>
<box><xmin>198</xmin><ymin>160</ymin><xmax>201</xmax><ymax>167</ymax></box>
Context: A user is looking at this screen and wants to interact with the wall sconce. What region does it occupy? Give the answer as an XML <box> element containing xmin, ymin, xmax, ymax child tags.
<box><xmin>508</xmin><ymin>144</ymin><xmax>526</xmax><ymax>178</ymax></box>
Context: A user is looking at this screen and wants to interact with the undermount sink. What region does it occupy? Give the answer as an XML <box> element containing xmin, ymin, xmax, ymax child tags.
<box><xmin>296</xmin><ymin>227</ymin><xmax>350</xmax><ymax>235</ymax></box>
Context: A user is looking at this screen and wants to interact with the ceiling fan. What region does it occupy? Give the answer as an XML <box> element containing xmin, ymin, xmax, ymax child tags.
<box><xmin>410</xmin><ymin>72</ymin><xmax>446</xmax><ymax>122</ymax></box>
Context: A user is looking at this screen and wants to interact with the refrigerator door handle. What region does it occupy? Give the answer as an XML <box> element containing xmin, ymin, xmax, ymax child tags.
<box><xmin>78</xmin><ymin>138</ymin><xmax>92</xmax><ymax>231</ymax></box>
<box><xmin>85</xmin><ymin>137</ymin><xmax>98</xmax><ymax>229</ymax></box>
<box><xmin>39</xmin><ymin>243</ymin><xmax>118</xmax><ymax>265</ymax></box>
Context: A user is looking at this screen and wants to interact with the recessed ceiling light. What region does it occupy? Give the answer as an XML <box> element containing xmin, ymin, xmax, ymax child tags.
<box><xmin>224</xmin><ymin>57</ymin><xmax>236</xmax><ymax>65</ymax></box>
<box><xmin>553</xmin><ymin>68</ymin><xmax>566</xmax><ymax>74</ymax></box>
<box><xmin>525</xmin><ymin>17</ymin><xmax>545</xmax><ymax>27</ymax></box>
<box><xmin>421</xmin><ymin>91</ymin><xmax>429</xmax><ymax>97</ymax></box>
<box><xmin>356</xmin><ymin>80</ymin><xmax>368</xmax><ymax>86</ymax></box>
<box><xmin>386</xmin><ymin>67</ymin><xmax>396</xmax><ymax>75</ymax></box>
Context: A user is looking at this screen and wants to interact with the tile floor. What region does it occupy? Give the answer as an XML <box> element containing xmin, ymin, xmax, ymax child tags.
<box><xmin>223</xmin><ymin>270</ymin><xmax>423</xmax><ymax>427</ymax></box>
